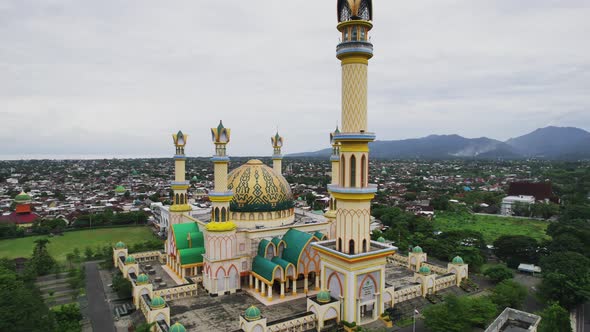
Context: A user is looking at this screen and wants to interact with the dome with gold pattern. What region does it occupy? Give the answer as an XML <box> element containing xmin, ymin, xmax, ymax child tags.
<box><xmin>227</xmin><ymin>159</ymin><xmax>294</xmax><ymax>213</ymax></box>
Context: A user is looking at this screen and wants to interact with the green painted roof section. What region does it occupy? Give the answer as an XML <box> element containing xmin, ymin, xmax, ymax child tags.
<box><xmin>172</xmin><ymin>222</ymin><xmax>205</xmax><ymax>265</ymax></box>
<box><xmin>115</xmin><ymin>241</ymin><xmax>126</xmax><ymax>249</ymax></box>
<box><xmin>271</xmin><ymin>256</ymin><xmax>293</xmax><ymax>272</ymax></box>
<box><xmin>124</xmin><ymin>256</ymin><xmax>136</xmax><ymax>264</ymax></box>
<box><xmin>115</xmin><ymin>185</ymin><xmax>126</xmax><ymax>193</ymax></box>
<box><xmin>412</xmin><ymin>246</ymin><xmax>423</xmax><ymax>253</ymax></box>
<box><xmin>170</xmin><ymin>323</ymin><xmax>186</xmax><ymax>332</ymax></box>
<box><xmin>150</xmin><ymin>296</ymin><xmax>166</xmax><ymax>308</ymax></box>
<box><xmin>252</xmin><ymin>255</ymin><xmax>280</xmax><ymax>283</ymax></box>
<box><xmin>419</xmin><ymin>266</ymin><xmax>431</xmax><ymax>275</ymax></box>
<box><xmin>258</xmin><ymin>239</ymin><xmax>272</xmax><ymax>257</ymax></box>
<box><xmin>14</xmin><ymin>191</ymin><xmax>31</xmax><ymax>202</ymax></box>
<box><xmin>245</xmin><ymin>305</ymin><xmax>261</xmax><ymax>321</ymax></box>
<box><xmin>377</xmin><ymin>236</ymin><xmax>386</xmax><ymax>243</ymax></box>
<box><xmin>136</xmin><ymin>274</ymin><xmax>149</xmax><ymax>284</ymax></box>
<box><xmin>281</xmin><ymin>229</ymin><xmax>313</xmax><ymax>267</ymax></box>
<box><xmin>317</xmin><ymin>290</ymin><xmax>331</xmax><ymax>303</ymax></box>
<box><xmin>271</xmin><ymin>237</ymin><xmax>283</xmax><ymax>248</ymax></box>
<box><xmin>452</xmin><ymin>256</ymin><xmax>464</xmax><ymax>264</ymax></box>
<box><xmin>313</xmin><ymin>232</ymin><xmax>326</xmax><ymax>240</ymax></box>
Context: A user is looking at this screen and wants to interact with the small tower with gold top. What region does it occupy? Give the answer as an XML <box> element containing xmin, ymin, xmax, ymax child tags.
<box><xmin>203</xmin><ymin>120</ymin><xmax>240</xmax><ymax>296</ymax></box>
<box><xmin>170</xmin><ymin>130</ymin><xmax>191</xmax><ymax>218</ymax></box>
<box><xmin>271</xmin><ymin>131</ymin><xmax>284</xmax><ymax>175</ymax></box>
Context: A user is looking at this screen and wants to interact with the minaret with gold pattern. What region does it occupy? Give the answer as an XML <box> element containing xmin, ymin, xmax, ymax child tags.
<box><xmin>312</xmin><ymin>1</ymin><xmax>395</xmax><ymax>325</ymax></box>
<box><xmin>170</xmin><ymin>130</ymin><xmax>191</xmax><ymax>215</ymax></box>
<box><xmin>271</xmin><ymin>131</ymin><xmax>284</xmax><ymax>175</ymax></box>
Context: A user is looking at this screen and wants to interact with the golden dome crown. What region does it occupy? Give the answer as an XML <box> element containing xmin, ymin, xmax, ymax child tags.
<box><xmin>227</xmin><ymin>160</ymin><xmax>293</xmax><ymax>213</ymax></box>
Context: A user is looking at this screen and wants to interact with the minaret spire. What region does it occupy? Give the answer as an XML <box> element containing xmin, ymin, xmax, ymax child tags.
<box><xmin>170</xmin><ymin>130</ymin><xmax>191</xmax><ymax>214</ymax></box>
<box><xmin>271</xmin><ymin>131</ymin><xmax>284</xmax><ymax>175</ymax></box>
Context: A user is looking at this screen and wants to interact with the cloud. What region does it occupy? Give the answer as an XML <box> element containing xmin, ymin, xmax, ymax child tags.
<box><xmin>0</xmin><ymin>0</ymin><xmax>589</xmax><ymax>158</ymax></box>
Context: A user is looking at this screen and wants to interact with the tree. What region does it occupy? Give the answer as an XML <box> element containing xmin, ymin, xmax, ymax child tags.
<box><xmin>538</xmin><ymin>302</ymin><xmax>572</xmax><ymax>332</ymax></box>
<box><xmin>66</xmin><ymin>253</ymin><xmax>76</xmax><ymax>270</ymax></box>
<box><xmin>112</xmin><ymin>272</ymin><xmax>132</xmax><ymax>298</ymax></box>
<box><xmin>0</xmin><ymin>266</ymin><xmax>56</xmax><ymax>331</ymax></box>
<box><xmin>84</xmin><ymin>246</ymin><xmax>94</xmax><ymax>261</ymax></box>
<box><xmin>512</xmin><ymin>201</ymin><xmax>531</xmax><ymax>217</ymax></box>
<box><xmin>423</xmin><ymin>295</ymin><xmax>497</xmax><ymax>332</ymax></box>
<box><xmin>484</xmin><ymin>265</ymin><xmax>514</xmax><ymax>283</ymax></box>
<box><xmin>53</xmin><ymin>303</ymin><xmax>82</xmax><ymax>331</ymax></box>
<box><xmin>539</xmin><ymin>251</ymin><xmax>590</xmax><ymax>309</ymax></box>
<box><xmin>135</xmin><ymin>322</ymin><xmax>156</xmax><ymax>332</ymax></box>
<box><xmin>431</xmin><ymin>195</ymin><xmax>450</xmax><ymax>211</ymax></box>
<box><xmin>493</xmin><ymin>235</ymin><xmax>539</xmax><ymax>268</ymax></box>
<box><xmin>490</xmin><ymin>280</ymin><xmax>528</xmax><ymax>311</ymax></box>
<box><xmin>29</xmin><ymin>238</ymin><xmax>56</xmax><ymax>276</ymax></box>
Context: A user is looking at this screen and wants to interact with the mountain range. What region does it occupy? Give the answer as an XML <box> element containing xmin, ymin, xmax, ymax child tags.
<box><xmin>288</xmin><ymin>126</ymin><xmax>590</xmax><ymax>160</ymax></box>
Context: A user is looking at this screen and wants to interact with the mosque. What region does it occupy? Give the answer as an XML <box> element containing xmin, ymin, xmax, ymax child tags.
<box><xmin>112</xmin><ymin>1</ymin><xmax>469</xmax><ymax>331</ymax></box>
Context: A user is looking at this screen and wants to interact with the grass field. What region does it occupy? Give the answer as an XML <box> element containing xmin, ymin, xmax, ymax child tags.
<box><xmin>434</xmin><ymin>212</ymin><xmax>550</xmax><ymax>244</ymax></box>
<box><xmin>0</xmin><ymin>227</ymin><xmax>160</xmax><ymax>262</ymax></box>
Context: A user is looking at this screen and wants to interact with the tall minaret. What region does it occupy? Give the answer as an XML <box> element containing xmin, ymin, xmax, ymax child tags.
<box><xmin>170</xmin><ymin>130</ymin><xmax>191</xmax><ymax>216</ymax></box>
<box><xmin>271</xmin><ymin>132</ymin><xmax>284</xmax><ymax>175</ymax></box>
<box><xmin>313</xmin><ymin>2</ymin><xmax>395</xmax><ymax>325</ymax></box>
<box><xmin>209</xmin><ymin>121</ymin><xmax>233</xmax><ymax>224</ymax></box>
<box><xmin>331</xmin><ymin>0</ymin><xmax>375</xmax><ymax>255</ymax></box>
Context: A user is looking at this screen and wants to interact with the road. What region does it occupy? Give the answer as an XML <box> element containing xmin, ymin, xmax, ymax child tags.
<box><xmin>85</xmin><ymin>261</ymin><xmax>116</xmax><ymax>332</ymax></box>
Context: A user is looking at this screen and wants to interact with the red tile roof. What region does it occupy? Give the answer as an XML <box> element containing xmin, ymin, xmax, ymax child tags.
<box><xmin>507</xmin><ymin>182</ymin><xmax>558</xmax><ymax>203</ymax></box>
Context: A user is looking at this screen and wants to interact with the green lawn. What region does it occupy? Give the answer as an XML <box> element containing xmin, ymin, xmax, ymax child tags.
<box><xmin>0</xmin><ymin>227</ymin><xmax>160</xmax><ymax>262</ymax></box>
<box><xmin>433</xmin><ymin>212</ymin><xmax>550</xmax><ymax>244</ymax></box>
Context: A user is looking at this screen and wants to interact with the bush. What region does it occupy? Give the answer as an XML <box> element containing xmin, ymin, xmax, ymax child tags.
<box><xmin>112</xmin><ymin>271</ymin><xmax>132</xmax><ymax>299</ymax></box>
<box><xmin>490</xmin><ymin>280</ymin><xmax>528</xmax><ymax>311</ymax></box>
<box><xmin>483</xmin><ymin>265</ymin><xmax>514</xmax><ymax>283</ymax></box>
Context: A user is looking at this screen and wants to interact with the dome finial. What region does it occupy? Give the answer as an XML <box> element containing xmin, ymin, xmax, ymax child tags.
<box><xmin>338</xmin><ymin>0</ymin><xmax>373</xmax><ymax>22</ymax></box>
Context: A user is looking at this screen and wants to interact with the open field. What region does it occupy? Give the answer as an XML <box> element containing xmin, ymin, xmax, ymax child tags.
<box><xmin>0</xmin><ymin>227</ymin><xmax>160</xmax><ymax>262</ymax></box>
<box><xmin>434</xmin><ymin>212</ymin><xmax>550</xmax><ymax>244</ymax></box>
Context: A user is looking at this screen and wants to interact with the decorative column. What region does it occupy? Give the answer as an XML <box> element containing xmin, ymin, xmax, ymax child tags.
<box><xmin>267</xmin><ymin>285</ymin><xmax>273</xmax><ymax>301</ymax></box>
<box><xmin>292</xmin><ymin>279</ymin><xmax>297</xmax><ymax>295</ymax></box>
<box><xmin>170</xmin><ymin>130</ymin><xmax>191</xmax><ymax>219</ymax></box>
<box><xmin>280</xmin><ymin>282</ymin><xmax>285</xmax><ymax>299</ymax></box>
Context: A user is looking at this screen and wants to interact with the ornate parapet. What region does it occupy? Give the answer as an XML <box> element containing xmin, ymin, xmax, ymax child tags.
<box><xmin>421</xmin><ymin>262</ymin><xmax>447</xmax><ymax>275</ymax></box>
<box><xmin>153</xmin><ymin>283</ymin><xmax>199</xmax><ymax>301</ymax></box>
<box><xmin>393</xmin><ymin>283</ymin><xmax>422</xmax><ymax>303</ymax></box>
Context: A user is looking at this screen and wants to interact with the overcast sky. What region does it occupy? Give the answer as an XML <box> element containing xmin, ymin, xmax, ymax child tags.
<box><xmin>1</xmin><ymin>0</ymin><xmax>589</xmax><ymax>159</ymax></box>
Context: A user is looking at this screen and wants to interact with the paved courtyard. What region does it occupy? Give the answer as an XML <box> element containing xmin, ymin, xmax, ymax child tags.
<box><xmin>385</xmin><ymin>262</ymin><xmax>417</xmax><ymax>288</ymax></box>
<box><xmin>169</xmin><ymin>291</ymin><xmax>308</xmax><ymax>332</ymax></box>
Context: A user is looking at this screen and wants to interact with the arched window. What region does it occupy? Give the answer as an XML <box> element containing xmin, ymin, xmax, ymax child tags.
<box><xmin>175</xmin><ymin>193</ymin><xmax>179</xmax><ymax>204</ymax></box>
<box><xmin>349</xmin><ymin>239</ymin><xmax>355</xmax><ymax>255</ymax></box>
<box><xmin>362</xmin><ymin>239</ymin><xmax>367</xmax><ymax>253</ymax></box>
<box><xmin>214</xmin><ymin>207</ymin><xmax>220</xmax><ymax>222</ymax></box>
<box><xmin>338</xmin><ymin>238</ymin><xmax>342</xmax><ymax>252</ymax></box>
<box><xmin>361</xmin><ymin>154</ymin><xmax>366</xmax><ymax>187</ymax></box>
<box><xmin>352</xmin><ymin>27</ymin><xmax>358</xmax><ymax>41</ymax></box>
<box><xmin>341</xmin><ymin>155</ymin><xmax>346</xmax><ymax>187</ymax></box>
<box><xmin>350</xmin><ymin>155</ymin><xmax>356</xmax><ymax>187</ymax></box>
<box><xmin>180</xmin><ymin>193</ymin><xmax>184</xmax><ymax>204</ymax></box>
<box><xmin>221</xmin><ymin>207</ymin><xmax>226</xmax><ymax>222</ymax></box>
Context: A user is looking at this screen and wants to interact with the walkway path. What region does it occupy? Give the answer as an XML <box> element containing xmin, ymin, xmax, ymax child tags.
<box><xmin>85</xmin><ymin>261</ymin><xmax>116</xmax><ymax>332</ymax></box>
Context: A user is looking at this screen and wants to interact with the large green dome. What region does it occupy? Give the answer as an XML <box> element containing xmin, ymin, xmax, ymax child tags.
<box><xmin>150</xmin><ymin>296</ymin><xmax>166</xmax><ymax>309</ymax></box>
<box><xmin>412</xmin><ymin>246</ymin><xmax>423</xmax><ymax>253</ymax></box>
<box><xmin>115</xmin><ymin>241</ymin><xmax>126</xmax><ymax>249</ymax></box>
<box><xmin>124</xmin><ymin>256</ymin><xmax>136</xmax><ymax>265</ymax></box>
<box><xmin>244</xmin><ymin>305</ymin><xmax>261</xmax><ymax>321</ymax></box>
<box><xmin>169</xmin><ymin>323</ymin><xmax>186</xmax><ymax>332</ymax></box>
<box><xmin>227</xmin><ymin>160</ymin><xmax>293</xmax><ymax>213</ymax></box>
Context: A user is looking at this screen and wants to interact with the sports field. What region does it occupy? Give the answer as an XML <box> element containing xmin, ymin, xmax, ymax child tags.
<box><xmin>433</xmin><ymin>212</ymin><xmax>550</xmax><ymax>244</ymax></box>
<box><xmin>0</xmin><ymin>226</ymin><xmax>160</xmax><ymax>262</ymax></box>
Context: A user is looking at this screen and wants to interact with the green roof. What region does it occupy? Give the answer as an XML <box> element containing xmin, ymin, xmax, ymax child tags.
<box><xmin>271</xmin><ymin>237</ymin><xmax>284</xmax><ymax>249</ymax></box>
<box><xmin>14</xmin><ymin>191</ymin><xmax>31</xmax><ymax>203</ymax></box>
<box><xmin>317</xmin><ymin>290</ymin><xmax>331</xmax><ymax>303</ymax></box>
<box><xmin>136</xmin><ymin>274</ymin><xmax>149</xmax><ymax>284</ymax></box>
<box><xmin>419</xmin><ymin>266</ymin><xmax>431</xmax><ymax>275</ymax></box>
<box><xmin>313</xmin><ymin>232</ymin><xmax>326</xmax><ymax>241</ymax></box>
<box><xmin>115</xmin><ymin>185</ymin><xmax>126</xmax><ymax>193</ymax></box>
<box><xmin>115</xmin><ymin>241</ymin><xmax>126</xmax><ymax>249</ymax></box>
<box><xmin>252</xmin><ymin>256</ymin><xmax>281</xmax><ymax>283</ymax></box>
<box><xmin>412</xmin><ymin>246</ymin><xmax>423</xmax><ymax>253</ymax></box>
<box><xmin>172</xmin><ymin>223</ymin><xmax>205</xmax><ymax>265</ymax></box>
<box><xmin>124</xmin><ymin>256</ymin><xmax>136</xmax><ymax>264</ymax></box>
<box><xmin>170</xmin><ymin>323</ymin><xmax>186</xmax><ymax>332</ymax></box>
<box><xmin>377</xmin><ymin>236</ymin><xmax>386</xmax><ymax>243</ymax></box>
<box><xmin>150</xmin><ymin>296</ymin><xmax>166</xmax><ymax>309</ymax></box>
<box><xmin>271</xmin><ymin>256</ymin><xmax>294</xmax><ymax>272</ymax></box>
<box><xmin>452</xmin><ymin>256</ymin><xmax>464</xmax><ymax>265</ymax></box>
<box><xmin>244</xmin><ymin>305</ymin><xmax>261</xmax><ymax>321</ymax></box>
<box><xmin>258</xmin><ymin>239</ymin><xmax>272</xmax><ymax>257</ymax></box>
<box><xmin>281</xmin><ymin>229</ymin><xmax>313</xmax><ymax>268</ymax></box>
